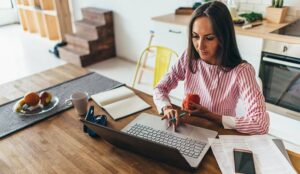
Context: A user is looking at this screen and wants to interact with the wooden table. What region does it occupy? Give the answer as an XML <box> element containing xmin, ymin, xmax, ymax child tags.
<box><xmin>0</xmin><ymin>64</ymin><xmax>299</xmax><ymax>173</ymax></box>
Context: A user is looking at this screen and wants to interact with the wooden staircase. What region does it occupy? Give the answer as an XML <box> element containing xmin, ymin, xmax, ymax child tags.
<box><xmin>59</xmin><ymin>8</ymin><xmax>116</xmax><ymax>67</ymax></box>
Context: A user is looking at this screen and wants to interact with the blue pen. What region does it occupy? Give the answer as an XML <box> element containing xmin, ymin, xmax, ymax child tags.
<box><xmin>167</xmin><ymin>112</ymin><xmax>187</xmax><ymax>129</ymax></box>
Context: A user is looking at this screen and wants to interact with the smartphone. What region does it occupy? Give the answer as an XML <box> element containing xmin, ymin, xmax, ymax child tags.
<box><xmin>233</xmin><ymin>148</ymin><xmax>256</xmax><ymax>174</ymax></box>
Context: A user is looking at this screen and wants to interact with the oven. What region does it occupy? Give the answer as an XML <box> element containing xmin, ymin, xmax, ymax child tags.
<box><xmin>260</xmin><ymin>40</ymin><xmax>300</xmax><ymax>120</ymax></box>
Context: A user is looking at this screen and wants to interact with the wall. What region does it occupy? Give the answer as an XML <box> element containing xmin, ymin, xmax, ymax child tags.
<box><xmin>236</xmin><ymin>0</ymin><xmax>300</xmax><ymax>20</ymax></box>
<box><xmin>71</xmin><ymin>0</ymin><xmax>300</xmax><ymax>62</ymax></box>
<box><xmin>0</xmin><ymin>0</ymin><xmax>18</xmax><ymax>26</ymax></box>
<box><xmin>71</xmin><ymin>0</ymin><xmax>195</xmax><ymax>62</ymax></box>
<box><xmin>0</xmin><ymin>9</ymin><xmax>18</xmax><ymax>26</ymax></box>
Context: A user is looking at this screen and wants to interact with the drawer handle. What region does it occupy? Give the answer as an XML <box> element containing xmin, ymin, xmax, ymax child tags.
<box><xmin>283</xmin><ymin>46</ymin><xmax>288</xmax><ymax>52</ymax></box>
<box><xmin>168</xmin><ymin>29</ymin><xmax>182</xmax><ymax>34</ymax></box>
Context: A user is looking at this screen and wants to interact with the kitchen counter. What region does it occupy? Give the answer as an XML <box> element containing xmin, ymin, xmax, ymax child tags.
<box><xmin>152</xmin><ymin>13</ymin><xmax>300</xmax><ymax>44</ymax></box>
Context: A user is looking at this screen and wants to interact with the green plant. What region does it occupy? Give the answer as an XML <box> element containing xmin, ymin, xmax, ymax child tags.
<box><xmin>272</xmin><ymin>0</ymin><xmax>284</xmax><ymax>8</ymax></box>
<box><xmin>239</xmin><ymin>12</ymin><xmax>263</xmax><ymax>22</ymax></box>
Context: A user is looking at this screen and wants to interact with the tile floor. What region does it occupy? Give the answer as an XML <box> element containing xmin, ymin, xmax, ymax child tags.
<box><xmin>88</xmin><ymin>58</ymin><xmax>154</xmax><ymax>95</ymax></box>
<box><xmin>0</xmin><ymin>24</ymin><xmax>153</xmax><ymax>94</ymax></box>
<box><xmin>0</xmin><ymin>24</ymin><xmax>65</xmax><ymax>84</ymax></box>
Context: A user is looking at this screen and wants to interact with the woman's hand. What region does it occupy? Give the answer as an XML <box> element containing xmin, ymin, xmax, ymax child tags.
<box><xmin>186</xmin><ymin>102</ymin><xmax>210</xmax><ymax>117</ymax></box>
<box><xmin>184</xmin><ymin>101</ymin><xmax>222</xmax><ymax>125</ymax></box>
<box><xmin>161</xmin><ymin>106</ymin><xmax>180</xmax><ymax>128</ymax></box>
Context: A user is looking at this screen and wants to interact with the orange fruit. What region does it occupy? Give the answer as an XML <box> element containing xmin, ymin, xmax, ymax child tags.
<box><xmin>24</xmin><ymin>92</ymin><xmax>40</xmax><ymax>106</ymax></box>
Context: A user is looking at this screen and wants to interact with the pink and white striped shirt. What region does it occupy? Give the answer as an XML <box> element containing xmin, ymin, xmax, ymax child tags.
<box><xmin>153</xmin><ymin>51</ymin><xmax>269</xmax><ymax>135</ymax></box>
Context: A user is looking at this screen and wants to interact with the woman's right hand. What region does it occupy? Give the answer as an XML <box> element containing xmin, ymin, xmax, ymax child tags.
<box><xmin>161</xmin><ymin>106</ymin><xmax>180</xmax><ymax>127</ymax></box>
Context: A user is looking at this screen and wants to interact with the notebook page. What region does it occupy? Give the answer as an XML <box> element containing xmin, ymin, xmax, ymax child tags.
<box><xmin>103</xmin><ymin>95</ymin><xmax>150</xmax><ymax>120</ymax></box>
<box><xmin>91</xmin><ymin>86</ymin><xmax>134</xmax><ymax>106</ymax></box>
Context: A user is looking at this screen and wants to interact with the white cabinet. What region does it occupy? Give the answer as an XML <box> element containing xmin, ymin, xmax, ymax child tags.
<box><xmin>152</xmin><ymin>21</ymin><xmax>188</xmax><ymax>56</ymax></box>
<box><xmin>236</xmin><ymin>34</ymin><xmax>263</xmax><ymax>76</ymax></box>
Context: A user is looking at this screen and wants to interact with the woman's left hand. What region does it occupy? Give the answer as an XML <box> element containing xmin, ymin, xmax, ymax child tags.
<box><xmin>184</xmin><ymin>101</ymin><xmax>210</xmax><ymax>118</ymax></box>
<box><xmin>183</xmin><ymin>101</ymin><xmax>223</xmax><ymax>125</ymax></box>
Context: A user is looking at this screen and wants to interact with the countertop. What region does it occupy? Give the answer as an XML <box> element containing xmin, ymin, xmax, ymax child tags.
<box><xmin>152</xmin><ymin>13</ymin><xmax>300</xmax><ymax>44</ymax></box>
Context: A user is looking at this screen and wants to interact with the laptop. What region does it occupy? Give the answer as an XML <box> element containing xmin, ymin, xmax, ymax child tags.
<box><xmin>82</xmin><ymin>113</ymin><xmax>218</xmax><ymax>170</ymax></box>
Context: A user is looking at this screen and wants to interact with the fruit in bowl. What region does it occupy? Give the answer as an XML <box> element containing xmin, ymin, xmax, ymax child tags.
<box><xmin>13</xmin><ymin>98</ymin><xmax>26</xmax><ymax>113</ymax></box>
<box><xmin>182</xmin><ymin>94</ymin><xmax>200</xmax><ymax>110</ymax></box>
<box><xmin>39</xmin><ymin>91</ymin><xmax>52</xmax><ymax>106</ymax></box>
<box><xmin>13</xmin><ymin>91</ymin><xmax>53</xmax><ymax>113</ymax></box>
<box><xmin>24</xmin><ymin>92</ymin><xmax>40</xmax><ymax>106</ymax></box>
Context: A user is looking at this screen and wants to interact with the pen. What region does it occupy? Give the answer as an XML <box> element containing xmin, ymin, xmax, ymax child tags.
<box><xmin>167</xmin><ymin>112</ymin><xmax>187</xmax><ymax>130</ymax></box>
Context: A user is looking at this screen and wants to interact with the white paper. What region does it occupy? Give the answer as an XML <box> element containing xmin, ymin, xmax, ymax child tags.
<box><xmin>219</xmin><ymin>135</ymin><xmax>296</xmax><ymax>174</ymax></box>
<box><xmin>209</xmin><ymin>138</ymin><xmax>235</xmax><ymax>174</ymax></box>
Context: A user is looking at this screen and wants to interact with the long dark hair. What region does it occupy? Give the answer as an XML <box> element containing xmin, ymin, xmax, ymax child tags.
<box><xmin>187</xmin><ymin>1</ymin><xmax>243</xmax><ymax>73</ymax></box>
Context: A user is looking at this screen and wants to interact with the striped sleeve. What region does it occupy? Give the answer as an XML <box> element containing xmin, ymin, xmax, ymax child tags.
<box><xmin>235</xmin><ymin>64</ymin><xmax>270</xmax><ymax>135</ymax></box>
<box><xmin>153</xmin><ymin>51</ymin><xmax>187</xmax><ymax>114</ymax></box>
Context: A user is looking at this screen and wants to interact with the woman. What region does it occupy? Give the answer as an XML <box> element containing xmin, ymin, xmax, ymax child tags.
<box><xmin>153</xmin><ymin>1</ymin><xmax>269</xmax><ymax>135</ymax></box>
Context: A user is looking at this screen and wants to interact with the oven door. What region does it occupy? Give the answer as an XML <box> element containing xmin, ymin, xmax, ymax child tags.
<box><xmin>260</xmin><ymin>52</ymin><xmax>300</xmax><ymax>115</ymax></box>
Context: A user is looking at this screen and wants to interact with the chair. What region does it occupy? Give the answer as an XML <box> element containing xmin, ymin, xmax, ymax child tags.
<box><xmin>132</xmin><ymin>46</ymin><xmax>178</xmax><ymax>88</ymax></box>
<box><xmin>288</xmin><ymin>150</ymin><xmax>300</xmax><ymax>173</ymax></box>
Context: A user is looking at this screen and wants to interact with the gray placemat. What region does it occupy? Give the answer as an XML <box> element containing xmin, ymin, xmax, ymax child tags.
<box><xmin>0</xmin><ymin>72</ymin><xmax>124</xmax><ymax>138</ymax></box>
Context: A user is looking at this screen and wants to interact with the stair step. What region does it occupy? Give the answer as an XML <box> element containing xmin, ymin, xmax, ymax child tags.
<box><xmin>76</xmin><ymin>24</ymin><xmax>114</xmax><ymax>42</ymax></box>
<box><xmin>75</xmin><ymin>19</ymin><xmax>105</xmax><ymax>39</ymax></box>
<box><xmin>65</xmin><ymin>33</ymin><xmax>115</xmax><ymax>53</ymax></box>
<box><xmin>65</xmin><ymin>33</ymin><xmax>95</xmax><ymax>51</ymax></box>
<box><xmin>59</xmin><ymin>44</ymin><xmax>116</xmax><ymax>67</ymax></box>
<box><xmin>76</xmin><ymin>19</ymin><xmax>105</xmax><ymax>29</ymax></box>
<box><xmin>61</xmin><ymin>7</ymin><xmax>116</xmax><ymax>67</ymax></box>
<box><xmin>61</xmin><ymin>44</ymin><xmax>89</xmax><ymax>56</ymax></box>
<box><xmin>58</xmin><ymin>45</ymin><xmax>89</xmax><ymax>67</ymax></box>
<box><xmin>82</xmin><ymin>7</ymin><xmax>111</xmax><ymax>15</ymax></box>
<box><xmin>81</xmin><ymin>7</ymin><xmax>113</xmax><ymax>26</ymax></box>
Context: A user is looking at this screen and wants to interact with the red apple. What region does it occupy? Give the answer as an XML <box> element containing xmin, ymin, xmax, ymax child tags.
<box><xmin>182</xmin><ymin>94</ymin><xmax>200</xmax><ymax>110</ymax></box>
<box><xmin>39</xmin><ymin>91</ymin><xmax>52</xmax><ymax>106</ymax></box>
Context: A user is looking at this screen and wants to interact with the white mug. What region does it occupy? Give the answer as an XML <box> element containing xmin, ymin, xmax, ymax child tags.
<box><xmin>65</xmin><ymin>92</ymin><xmax>89</xmax><ymax>116</ymax></box>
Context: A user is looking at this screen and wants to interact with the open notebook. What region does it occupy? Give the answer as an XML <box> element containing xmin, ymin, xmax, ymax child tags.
<box><xmin>91</xmin><ymin>86</ymin><xmax>151</xmax><ymax>120</ymax></box>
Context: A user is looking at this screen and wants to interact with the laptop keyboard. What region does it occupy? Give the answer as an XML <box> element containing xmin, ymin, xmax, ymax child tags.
<box><xmin>125</xmin><ymin>123</ymin><xmax>207</xmax><ymax>159</ymax></box>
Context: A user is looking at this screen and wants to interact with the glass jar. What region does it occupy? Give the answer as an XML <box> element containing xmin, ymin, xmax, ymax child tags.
<box><xmin>227</xmin><ymin>0</ymin><xmax>238</xmax><ymax>18</ymax></box>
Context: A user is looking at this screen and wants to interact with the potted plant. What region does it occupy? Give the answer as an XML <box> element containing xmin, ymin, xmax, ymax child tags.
<box><xmin>266</xmin><ymin>0</ymin><xmax>289</xmax><ymax>23</ymax></box>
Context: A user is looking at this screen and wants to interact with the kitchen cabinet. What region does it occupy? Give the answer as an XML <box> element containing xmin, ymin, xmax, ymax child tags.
<box><xmin>236</xmin><ymin>35</ymin><xmax>263</xmax><ymax>76</ymax></box>
<box><xmin>152</xmin><ymin>21</ymin><xmax>188</xmax><ymax>56</ymax></box>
